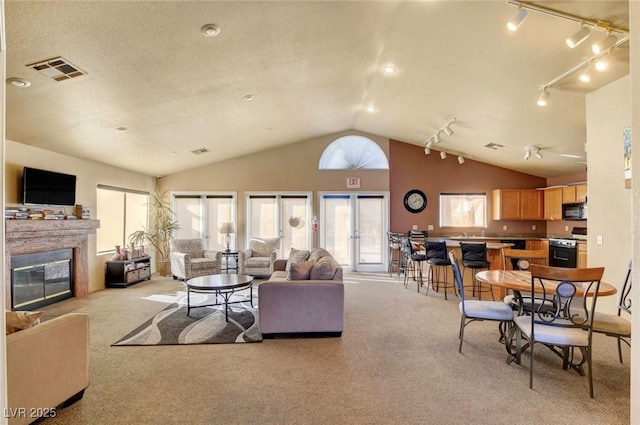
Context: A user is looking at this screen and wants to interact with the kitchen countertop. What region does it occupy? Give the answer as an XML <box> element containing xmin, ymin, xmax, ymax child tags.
<box><xmin>426</xmin><ymin>238</ymin><xmax>514</xmax><ymax>249</ymax></box>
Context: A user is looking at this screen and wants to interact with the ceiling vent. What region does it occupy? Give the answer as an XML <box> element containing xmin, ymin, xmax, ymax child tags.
<box><xmin>27</xmin><ymin>57</ymin><xmax>86</xmax><ymax>81</ymax></box>
<box><xmin>190</xmin><ymin>148</ymin><xmax>210</xmax><ymax>155</ymax></box>
<box><xmin>484</xmin><ymin>143</ymin><xmax>505</xmax><ymax>150</ymax></box>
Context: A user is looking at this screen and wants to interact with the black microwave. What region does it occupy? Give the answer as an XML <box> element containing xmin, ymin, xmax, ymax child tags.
<box><xmin>562</xmin><ymin>202</ymin><xmax>588</xmax><ymax>221</ymax></box>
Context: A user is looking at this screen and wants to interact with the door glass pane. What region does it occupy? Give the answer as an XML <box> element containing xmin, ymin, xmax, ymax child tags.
<box><xmin>174</xmin><ymin>196</ymin><xmax>202</xmax><ymax>239</ymax></box>
<box><xmin>281</xmin><ymin>197</ymin><xmax>309</xmax><ymax>254</ymax></box>
<box><xmin>207</xmin><ymin>196</ymin><xmax>234</xmax><ymax>251</ymax></box>
<box><xmin>249</xmin><ymin>197</ymin><xmax>277</xmax><ymax>239</ymax></box>
<box><xmin>323</xmin><ymin>196</ymin><xmax>351</xmax><ymax>265</ymax></box>
<box><xmin>357</xmin><ymin>196</ymin><xmax>383</xmax><ymax>264</ymax></box>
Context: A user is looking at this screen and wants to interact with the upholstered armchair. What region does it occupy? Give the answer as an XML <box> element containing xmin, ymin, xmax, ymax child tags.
<box><xmin>169</xmin><ymin>238</ymin><xmax>222</xmax><ymax>280</ymax></box>
<box><xmin>238</xmin><ymin>238</ymin><xmax>280</xmax><ymax>277</ymax></box>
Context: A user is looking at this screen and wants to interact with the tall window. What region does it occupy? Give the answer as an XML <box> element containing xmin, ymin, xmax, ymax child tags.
<box><xmin>96</xmin><ymin>185</ymin><xmax>149</xmax><ymax>253</ymax></box>
<box><xmin>439</xmin><ymin>193</ymin><xmax>487</xmax><ymax>228</ymax></box>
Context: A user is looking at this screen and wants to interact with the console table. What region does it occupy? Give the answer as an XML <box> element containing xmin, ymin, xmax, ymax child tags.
<box><xmin>105</xmin><ymin>256</ymin><xmax>151</xmax><ymax>288</ymax></box>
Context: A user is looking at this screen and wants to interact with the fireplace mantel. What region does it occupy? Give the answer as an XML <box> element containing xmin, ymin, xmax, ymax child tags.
<box><xmin>5</xmin><ymin>219</ymin><xmax>100</xmax><ymax>309</ymax></box>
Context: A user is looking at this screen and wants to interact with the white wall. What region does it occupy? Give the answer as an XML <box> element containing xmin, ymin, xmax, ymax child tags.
<box><xmin>585</xmin><ymin>75</ymin><xmax>631</xmax><ymax>314</ymax></box>
<box><xmin>5</xmin><ymin>140</ymin><xmax>156</xmax><ymax>292</ymax></box>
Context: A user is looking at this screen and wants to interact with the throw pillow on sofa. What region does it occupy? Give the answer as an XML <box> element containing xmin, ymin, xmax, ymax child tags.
<box><xmin>286</xmin><ymin>248</ymin><xmax>311</xmax><ymax>271</ymax></box>
<box><xmin>310</xmin><ymin>256</ymin><xmax>337</xmax><ymax>280</ymax></box>
<box><xmin>6</xmin><ymin>310</ymin><xmax>43</xmax><ymax>334</ymax></box>
<box><xmin>287</xmin><ymin>260</ymin><xmax>315</xmax><ymax>280</ymax></box>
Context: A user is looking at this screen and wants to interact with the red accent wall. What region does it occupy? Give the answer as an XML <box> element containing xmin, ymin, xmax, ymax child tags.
<box><xmin>389</xmin><ymin>139</ymin><xmax>548</xmax><ymax>236</ymax></box>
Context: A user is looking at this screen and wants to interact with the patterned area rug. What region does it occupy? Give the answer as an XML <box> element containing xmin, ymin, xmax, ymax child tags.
<box><xmin>112</xmin><ymin>293</ymin><xmax>261</xmax><ymax>345</ymax></box>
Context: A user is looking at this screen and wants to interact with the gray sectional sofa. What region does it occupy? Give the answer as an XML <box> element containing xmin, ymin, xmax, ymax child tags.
<box><xmin>258</xmin><ymin>248</ymin><xmax>344</xmax><ymax>337</ymax></box>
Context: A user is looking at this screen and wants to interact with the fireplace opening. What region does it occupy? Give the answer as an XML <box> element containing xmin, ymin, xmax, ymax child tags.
<box><xmin>11</xmin><ymin>249</ymin><xmax>74</xmax><ymax>310</ymax></box>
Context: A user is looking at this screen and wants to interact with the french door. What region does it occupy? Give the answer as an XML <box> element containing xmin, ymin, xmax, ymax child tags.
<box><xmin>320</xmin><ymin>193</ymin><xmax>388</xmax><ymax>272</ymax></box>
<box><xmin>172</xmin><ymin>192</ymin><xmax>236</xmax><ymax>251</ymax></box>
<box><xmin>246</xmin><ymin>193</ymin><xmax>312</xmax><ymax>256</ymax></box>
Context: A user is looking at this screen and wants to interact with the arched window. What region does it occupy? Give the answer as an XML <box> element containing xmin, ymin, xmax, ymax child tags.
<box><xmin>318</xmin><ymin>135</ymin><xmax>389</xmax><ymax>170</ymax></box>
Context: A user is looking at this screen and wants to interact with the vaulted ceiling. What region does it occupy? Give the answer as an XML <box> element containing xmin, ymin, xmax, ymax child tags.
<box><xmin>4</xmin><ymin>1</ymin><xmax>630</xmax><ymax>177</ymax></box>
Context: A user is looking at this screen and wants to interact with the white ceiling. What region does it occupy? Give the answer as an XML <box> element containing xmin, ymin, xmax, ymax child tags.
<box><xmin>4</xmin><ymin>1</ymin><xmax>630</xmax><ymax>178</ymax></box>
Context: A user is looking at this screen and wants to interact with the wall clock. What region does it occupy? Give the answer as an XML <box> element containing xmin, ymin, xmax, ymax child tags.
<box><xmin>403</xmin><ymin>189</ymin><xmax>427</xmax><ymax>213</ymax></box>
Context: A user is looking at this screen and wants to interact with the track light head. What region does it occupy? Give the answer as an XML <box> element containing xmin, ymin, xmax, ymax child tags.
<box><xmin>507</xmin><ymin>8</ymin><xmax>527</xmax><ymax>32</ymax></box>
<box><xmin>534</xmin><ymin>151</ymin><xmax>543</xmax><ymax>159</ymax></box>
<box><xmin>524</xmin><ymin>146</ymin><xmax>542</xmax><ymax>160</ymax></box>
<box><xmin>440</xmin><ymin>151</ymin><xmax>447</xmax><ymax>160</ymax></box>
<box><xmin>424</xmin><ymin>146</ymin><xmax>431</xmax><ymax>155</ymax></box>
<box><xmin>591</xmin><ymin>33</ymin><xmax>617</xmax><ymax>55</ymax></box>
<box><xmin>457</xmin><ymin>156</ymin><xmax>465</xmax><ymax>164</ymax></box>
<box><xmin>434</xmin><ymin>132</ymin><xmax>441</xmax><ymax>144</ymax></box>
<box><xmin>426</xmin><ymin>139</ymin><xmax>434</xmax><ymax>148</ymax></box>
<box><xmin>537</xmin><ymin>90</ymin><xmax>550</xmax><ymax>107</ymax></box>
<box><xmin>524</xmin><ymin>150</ymin><xmax>531</xmax><ymax>160</ymax></box>
<box><xmin>443</xmin><ymin>125</ymin><xmax>454</xmax><ymax>136</ymax></box>
<box><xmin>595</xmin><ymin>51</ymin><xmax>609</xmax><ymax>72</ymax></box>
<box><xmin>566</xmin><ymin>25</ymin><xmax>591</xmax><ymax>48</ymax></box>
<box><xmin>579</xmin><ymin>65</ymin><xmax>591</xmax><ymax>83</ymax></box>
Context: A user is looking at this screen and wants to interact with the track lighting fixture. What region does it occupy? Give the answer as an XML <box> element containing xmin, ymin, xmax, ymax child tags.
<box><xmin>591</xmin><ymin>32</ymin><xmax>617</xmax><ymax>55</ymax></box>
<box><xmin>426</xmin><ymin>118</ymin><xmax>456</xmax><ymax>147</ymax></box>
<box><xmin>440</xmin><ymin>151</ymin><xmax>447</xmax><ymax>160</ymax></box>
<box><xmin>506</xmin><ymin>1</ymin><xmax>629</xmax><ymax>106</ymax></box>
<box><xmin>565</xmin><ymin>24</ymin><xmax>591</xmax><ymax>48</ymax></box>
<box><xmin>537</xmin><ymin>89</ymin><xmax>550</xmax><ymax>107</ymax></box>
<box><xmin>524</xmin><ymin>146</ymin><xmax>542</xmax><ymax>160</ymax></box>
<box><xmin>424</xmin><ymin>146</ymin><xmax>431</xmax><ymax>155</ymax></box>
<box><xmin>507</xmin><ymin>7</ymin><xmax>527</xmax><ymax>32</ymax></box>
<box><xmin>594</xmin><ymin>53</ymin><xmax>608</xmax><ymax>72</ymax></box>
<box><xmin>457</xmin><ymin>156</ymin><xmax>465</xmax><ymax>164</ymax></box>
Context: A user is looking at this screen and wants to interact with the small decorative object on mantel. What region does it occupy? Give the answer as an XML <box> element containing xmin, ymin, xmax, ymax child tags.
<box><xmin>75</xmin><ymin>204</ymin><xmax>91</xmax><ymax>219</ymax></box>
<box><xmin>130</xmin><ymin>243</ymin><xmax>138</xmax><ymax>259</ymax></box>
<box><xmin>112</xmin><ymin>245</ymin><xmax>123</xmax><ymax>261</ymax></box>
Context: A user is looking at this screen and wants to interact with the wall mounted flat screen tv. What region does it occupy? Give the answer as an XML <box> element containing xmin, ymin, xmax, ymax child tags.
<box><xmin>22</xmin><ymin>167</ymin><xmax>77</xmax><ymax>206</ymax></box>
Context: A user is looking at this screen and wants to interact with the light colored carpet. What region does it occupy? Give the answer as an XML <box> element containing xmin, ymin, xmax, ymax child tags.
<box><xmin>37</xmin><ymin>272</ymin><xmax>630</xmax><ymax>424</ymax></box>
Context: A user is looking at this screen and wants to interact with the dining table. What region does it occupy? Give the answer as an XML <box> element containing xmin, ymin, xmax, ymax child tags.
<box><xmin>474</xmin><ymin>269</ymin><xmax>617</xmax><ymax>374</ymax></box>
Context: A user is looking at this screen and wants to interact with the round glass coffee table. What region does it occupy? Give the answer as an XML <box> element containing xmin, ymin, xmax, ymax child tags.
<box><xmin>185</xmin><ymin>274</ymin><xmax>254</xmax><ymax>322</ymax></box>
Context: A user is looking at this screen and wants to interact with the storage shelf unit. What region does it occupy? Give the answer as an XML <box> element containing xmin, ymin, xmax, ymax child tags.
<box><xmin>105</xmin><ymin>256</ymin><xmax>151</xmax><ymax>288</ymax></box>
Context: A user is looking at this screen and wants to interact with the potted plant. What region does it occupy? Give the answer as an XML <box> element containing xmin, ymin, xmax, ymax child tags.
<box><xmin>128</xmin><ymin>188</ymin><xmax>180</xmax><ymax>276</ymax></box>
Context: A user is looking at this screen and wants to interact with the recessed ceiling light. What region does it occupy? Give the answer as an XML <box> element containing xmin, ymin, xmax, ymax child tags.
<box><xmin>201</xmin><ymin>24</ymin><xmax>221</xmax><ymax>37</ymax></box>
<box><xmin>242</xmin><ymin>94</ymin><xmax>256</xmax><ymax>101</ymax></box>
<box><xmin>265</xmin><ymin>128</ymin><xmax>272</xmax><ymax>133</ymax></box>
<box><xmin>6</xmin><ymin>77</ymin><xmax>31</xmax><ymax>88</ymax></box>
<box><xmin>365</xmin><ymin>105</ymin><xmax>378</xmax><ymax>113</ymax></box>
<box><xmin>382</xmin><ymin>65</ymin><xmax>396</xmax><ymax>74</ymax></box>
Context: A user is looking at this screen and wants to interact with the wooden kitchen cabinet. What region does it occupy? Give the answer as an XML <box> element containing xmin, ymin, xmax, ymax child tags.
<box><xmin>578</xmin><ymin>243</ymin><xmax>587</xmax><ymax>268</ymax></box>
<box><xmin>544</xmin><ymin>187</ymin><xmax>563</xmax><ymax>220</ymax></box>
<box><xmin>521</xmin><ymin>189</ymin><xmax>544</xmax><ymax>220</ymax></box>
<box><xmin>575</xmin><ymin>184</ymin><xmax>587</xmax><ymax>202</ymax></box>
<box><xmin>492</xmin><ymin>189</ymin><xmax>544</xmax><ymax>220</ymax></box>
<box><xmin>562</xmin><ymin>184</ymin><xmax>587</xmax><ymax>204</ymax></box>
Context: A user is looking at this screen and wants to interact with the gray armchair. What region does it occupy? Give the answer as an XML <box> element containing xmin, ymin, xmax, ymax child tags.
<box><xmin>169</xmin><ymin>238</ymin><xmax>222</xmax><ymax>280</ymax></box>
<box><xmin>238</xmin><ymin>238</ymin><xmax>280</xmax><ymax>277</ymax></box>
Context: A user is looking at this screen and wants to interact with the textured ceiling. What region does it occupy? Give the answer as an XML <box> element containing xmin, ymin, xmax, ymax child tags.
<box><xmin>4</xmin><ymin>1</ymin><xmax>630</xmax><ymax>177</ymax></box>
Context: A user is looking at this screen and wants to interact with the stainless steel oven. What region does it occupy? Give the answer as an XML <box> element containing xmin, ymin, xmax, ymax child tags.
<box><xmin>549</xmin><ymin>239</ymin><xmax>578</xmax><ymax>268</ymax></box>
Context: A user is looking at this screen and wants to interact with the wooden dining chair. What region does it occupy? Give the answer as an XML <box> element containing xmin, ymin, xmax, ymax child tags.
<box><xmin>513</xmin><ymin>264</ymin><xmax>605</xmax><ymax>398</ymax></box>
<box><xmin>449</xmin><ymin>251</ymin><xmax>514</xmax><ymax>353</ymax></box>
<box><xmin>502</xmin><ymin>248</ymin><xmax>550</xmax><ymax>313</ymax></box>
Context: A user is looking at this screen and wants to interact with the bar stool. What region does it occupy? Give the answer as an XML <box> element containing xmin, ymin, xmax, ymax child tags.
<box><xmin>460</xmin><ymin>242</ymin><xmax>493</xmax><ymax>300</ymax></box>
<box><xmin>401</xmin><ymin>237</ymin><xmax>427</xmax><ymax>293</ymax></box>
<box><xmin>387</xmin><ymin>232</ymin><xmax>403</xmax><ymax>277</ymax></box>
<box><xmin>425</xmin><ymin>240</ymin><xmax>454</xmax><ymax>299</ymax></box>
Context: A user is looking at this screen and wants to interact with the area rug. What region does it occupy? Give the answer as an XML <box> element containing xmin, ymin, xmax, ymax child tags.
<box><xmin>112</xmin><ymin>293</ymin><xmax>261</xmax><ymax>346</ymax></box>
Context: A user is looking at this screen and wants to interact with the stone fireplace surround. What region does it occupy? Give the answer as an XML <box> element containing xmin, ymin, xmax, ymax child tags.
<box><xmin>5</xmin><ymin>219</ymin><xmax>100</xmax><ymax>310</ymax></box>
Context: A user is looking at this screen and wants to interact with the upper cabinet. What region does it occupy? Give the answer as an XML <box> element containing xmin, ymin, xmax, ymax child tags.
<box><xmin>562</xmin><ymin>184</ymin><xmax>587</xmax><ymax>204</ymax></box>
<box><xmin>492</xmin><ymin>189</ymin><xmax>544</xmax><ymax>220</ymax></box>
<box><xmin>544</xmin><ymin>187</ymin><xmax>563</xmax><ymax>220</ymax></box>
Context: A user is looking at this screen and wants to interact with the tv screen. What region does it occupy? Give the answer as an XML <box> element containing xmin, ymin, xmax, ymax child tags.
<box><xmin>22</xmin><ymin>167</ymin><xmax>77</xmax><ymax>206</ymax></box>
